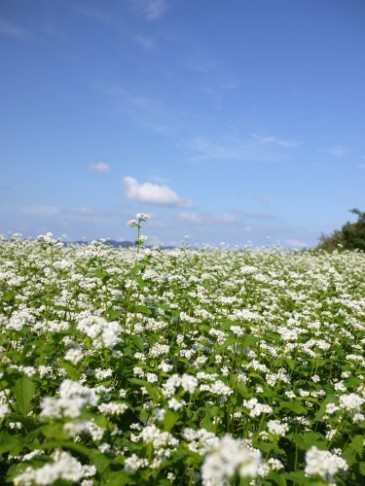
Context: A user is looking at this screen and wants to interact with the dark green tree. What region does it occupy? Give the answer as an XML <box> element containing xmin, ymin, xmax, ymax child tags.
<box><xmin>318</xmin><ymin>208</ymin><xmax>365</xmax><ymax>251</ymax></box>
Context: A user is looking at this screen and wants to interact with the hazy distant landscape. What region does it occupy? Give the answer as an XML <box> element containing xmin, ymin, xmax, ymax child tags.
<box><xmin>0</xmin><ymin>214</ymin><xmax>364</xmax><ymax>484</ymax></box>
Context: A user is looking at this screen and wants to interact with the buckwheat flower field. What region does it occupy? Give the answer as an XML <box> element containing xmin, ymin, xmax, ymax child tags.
<box><xmin>1</xmin><ymin>223</ymin><xmax>364</xmax><ymax>485</ymax></box>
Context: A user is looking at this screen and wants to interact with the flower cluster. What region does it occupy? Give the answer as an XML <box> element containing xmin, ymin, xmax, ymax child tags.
<box><xmin>0</xmin><ymin>235</ymin><xmax>364</xmax><ymax>484</ymax></box>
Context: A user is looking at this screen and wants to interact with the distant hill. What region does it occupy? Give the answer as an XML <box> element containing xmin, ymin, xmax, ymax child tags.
<box><xmin>69</xmin><ymin>240</ymin><xmax>136</xmax><ymax>248</ymax></box>
<box><xmin>68</xmin><ymin>240</ymin><xmax>175</xmax><ymax>249</ymax></box>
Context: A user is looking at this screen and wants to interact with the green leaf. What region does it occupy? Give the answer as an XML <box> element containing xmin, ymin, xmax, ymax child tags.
<box><xmin>40</xmin><ymin>440</ymin><xmax>96</xmax><ymax>458</ymax></box>
<box><xmin>292</xmin><ymin>431</ymin><xmax>326</xmax><ymax>450</ymax></box>
<box><xmin>314</xmin><ymin>395</ymin><xmax>337</xmax><ymax>421</ymax></box>
<box><xmin>343</xmin><ymin>434</ymin><xmax>363</xmax><ymax>465</ymax></box>
<box><xmin>269</xmin><ymin>472</ymin><xmax>287</xmax><ymax>486</ymax></box>
<box><xmin>136</xmin><ymin>276</ymin><xmax>146</xmax><ymax>290</ymax></box>
<box><xmin>89</xmin><ymin>451</ymin><xmax>112</xmax><ymax>474</ymax></box>
<box><xmin>123</xmin><ymin>346</ymin><xmax>133</xmax><ymax>356</ymax></box>
<box><xmin>2</xmin><ymin>290</ymin><xmax>15</xmax><ymax>302</ymax></box>
<box><xmin>128</xmin><ymin>378</ymin><xmax>161</xmax><ymax>402</ymax></box>
<box><xmin>279</xmin><ymin>400</ymin><xmax>307</xmax><ymax>414</ymax></box>
<box><xmin>103</xmin><ymin>471</ymin><xmax>134</xmax><ymax>486</ymax></box>
<box><xmin>95</xmin><ymin>270</ymin><xmax>112</xmax><ymax>283</ymax></box>
<box><xmin>235</xmin><ymin>381</ymin><xmax>248</xmax><ymax>397</ymax></box>
<box><xmin>41</xmin><ymin>423</ymin><xmax>69</xmax><ymax>440</ymax></box>
<box><xmin>0</xmin><ymin>432</ymin><xmax>19</xmax><ymax>455</ymax></box>
<box><xmin>284</xmin><ymin>471</ymin><xmax>323</xmax><ymax>485</ymax></box>
<box><xmin>12</xmin><ymin>375</ymin><xmax>35</xmax><ymax>415</ymax></box>
<box><xmin>284</xmin><ymin>358</ymin><xmax>296</xmax><ymax>370</ymax></box>
<box><xmin>132</xmin><ymin>335</ymin><xmax>145</xmax><ymax>352</ymax></box>
<box><xmin>108</xmin><ymin>309</ymin><xmax>123</xmax><ymax>320</ymax></box>
<box><xmin>163</xmin><ymin>410</ymin><xmax>179</xmax><ymax>431</ymax></box>
<box><xmin>61</xmin><ymin>361</ymin><xmax>81</xmax><ymax>380</ymax></box>
<box><xmin>135</xmin><ymin>304</ymin><xmax>152</xmax><ymax>315</ymax></box>
<box><xmin>199</xmin><ymin>415</ymin><xmax>215</xmax><ymax>432</ymax></box>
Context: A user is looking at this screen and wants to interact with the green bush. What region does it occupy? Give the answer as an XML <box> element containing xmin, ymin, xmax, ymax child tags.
<box><xmin>318</xmin><ymin>208</ymin><xmax>365</xmax><ymax>251</ymax></box>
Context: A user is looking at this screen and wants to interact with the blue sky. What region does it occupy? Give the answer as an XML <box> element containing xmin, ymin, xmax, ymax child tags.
<box><xmin>1</xmin><ymin>0</ymin><xmax>364</xmax><ymax>248</ymax></box>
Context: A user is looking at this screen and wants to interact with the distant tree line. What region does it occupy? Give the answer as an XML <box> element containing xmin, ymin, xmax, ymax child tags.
<box><xmin>318</xmin><ymin>208</ymin><xmax>365</xmax><ymax>251</ymax></box>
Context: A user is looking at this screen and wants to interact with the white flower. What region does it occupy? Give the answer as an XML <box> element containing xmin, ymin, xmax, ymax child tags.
<box><xmin>201</xmin><ymin>435</ymin><xmax>261</xmax><ymax>485</ymax></box>
<box><xmin>168</xmin><ymin>398</ymin><xmax>183</xmax><ymax>411</ymax></box>
<box><xmin>124</xmin><ymin>454</ymin><xmax>149</xmax><ymax>473</ymax></box>
<box><xmin>181</xmin><ymin>374</ymin><xmax>198</xmax><ymax>394</ymax></box>
<box><xmin>243</xmin><ymin>398</ymin><xmax>273</xmax><ymax>417</ymax></box>
<box><xmin>94</xmin><ymin>368</ymin><xmax>113</xmax><ymax>380</ymax></box>
<box><xmin>40</xmin><ymin>380</ymin><xmax>98</xmax><ymax>418</ymax></box>
<box><xmin>339</xmin><ymin>393</ymin><xmax>364</xmax><ymax>412</ymax></box>
<box><xmin>64</xmin><ymin>348</ymin><xmax>84</xmax><ymax>365</ymax></box>
<box><xmin>136</xmin><ymin>213</ymin><xmax>150</xmax><ymax>222</ymax></box>
<box><xmin>13</xmin><ymin>450</ymin><xmax>96</xmax><ymax>485</ymax></box>
<box><xmin>147</xmin><ymin>373</ymin><xmax>158</xmax><ymax>383</ymax></box>
<box><xmin>77</xmin><ymin>315</ymin><xmax>123</xmax><ymax>349</ymax></box>
<box><xmin>0</xmin><ymin>390</ymin><xmax>11</xmax><ymax>418</ymax></box>
<box><xmin>267</xmin><ymin>420</ymin><xmax>289</xmax><ymax>437</ymax></box>
<box><xmin>139</xmin><ymin>424</ymin><xmax>178</xmax><ymax>449</ymax></box>
<box><xmin>149</xmin><ymin>343</ymin><xmax>170</xmax><ymax>358</ymax></box>
<box><xmin>305</xmin><ymin>446</ymin><xmax>348</xmax><ymax>481</ymax></box>
<box><xmin>326</xmin><ymin>403</ymin><xmax>340</xmax><ymax>415</ymax></box>
<box><xmin>98</xmin><ymin>402</ymin><xmax>128</xmax><ymax>415</ymax></box>
<box><xmin>64</xmin><ymin>420</ymin><xmax>105</xmax><ymax>441</ymax></box>
<box><xmin>183</xmin><ymin>428</ymin><xmax>218</xmax><ymax>455</ymax></box>
<box><xmin>158</xmin><ymin>360</ymin><xmax>173</xmax><ymax>372</ymax></box>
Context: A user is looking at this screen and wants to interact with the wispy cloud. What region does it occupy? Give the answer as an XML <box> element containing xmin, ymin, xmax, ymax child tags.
<box><xmin>251</xmin><ymin>133</ymin><xmax>300</xmax><ymax>148</ymax></box>
<box><xmin>188</xmin><ymin>134</ymin><xmax>292</xmax><ymax>163</ymax></box>
<box><xmin>0</xmin><ymin>18</ymin><xmax>29</xmax><ymax>39</ymax></box>
<box><xmin>62</xmin><ymin>207</ymin><xmax>108</xmax><ymax>220</ymax></box>
<box><xmin>128</xmin><ymin>0</ymin><xmax>169</xmax><ymax>20</ymax></box>
<box><xmin>187</xmin><ymin>53</ymin><xmax>218</xmax><ymax>73</ymax></box>
<box><xmin>179</xmin><ymin>211</ymin><xmax>236</xmax><ymax>225</ymax></box>
<box><xmin>188</xmin><ymin>136</ymin><xmax>246</xmax><ymax>162</ymax></box>
<box><xmin>89</xmin><ymin>162</ymin><xmax>111</xmax><ymax>173</ymax></box>
<box><xmin>123</xmin><ymin>176</ymin><xmax>191</xmax><ymax>207</ymax></box>
<box><xmin>286</xmin><ymin>238</ymin><xmax>308</xmax><ymax>249</ymax></box>
<box><xmin>234</xmin><ymin>209</ymin><xmax>275</xmax><ymax>221</ymax></box>
<box><xmin>74</xmin><ymin>5</ymin><xmax>155</xmax><ymax>49</ymax></box>
<box><xmin>97</xmin><ymin>83</ymin><xmax>175</xmax><ymax>135</ymax></box>
<box><xmin>254</xmin><ymin>193</ymin><xmax>270</xmax><ymax>207</ymax></box>
<box><xmin>129</xmin><ymin>32</ymin><xmax>155</xmax><ymax>49</ymax></box>
<box><xmin>324</xmin><ymin>145</ymin><xmax>348</xmax><ymax>157</ymax></box>
<box><xmin>19</xmin><ymin>205</ymin><xmax>108</xmax><ymax>221</ymax></box>
<box><xmin>20</xmin><ymin>206</ymin><xmax>61</xmax><ymax>216</ymax></box>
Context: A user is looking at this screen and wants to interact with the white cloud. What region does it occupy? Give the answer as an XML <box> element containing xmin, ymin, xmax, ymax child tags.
<box><xmin>0</xmin><ymin>19</ymin><xmax>29</xmax><ymax>39</ymax></box>
<box><xmin>251</xmin><ymin>133</ymin><xmax>300</xmax><ymax>148</ymax></box>
<box><xmin>89</xmin><ymin>162</ymin><xmax>111</xmax><ymax>173</ymax></box>
<box><xmin>129</xmin><ymin>0</ymin><xmax>169</xmax><ymax>20</ymax></box>
<box><xmin>123</xmin><ymin>176</ymin><xmax>191</xmax><ymax>207</ymax></box>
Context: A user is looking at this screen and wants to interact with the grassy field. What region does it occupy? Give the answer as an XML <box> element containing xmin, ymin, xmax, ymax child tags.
<box><xmin>0</xmin><ymin>229</ymin><xmax>364</xmax><ymax>485</ymax></box>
